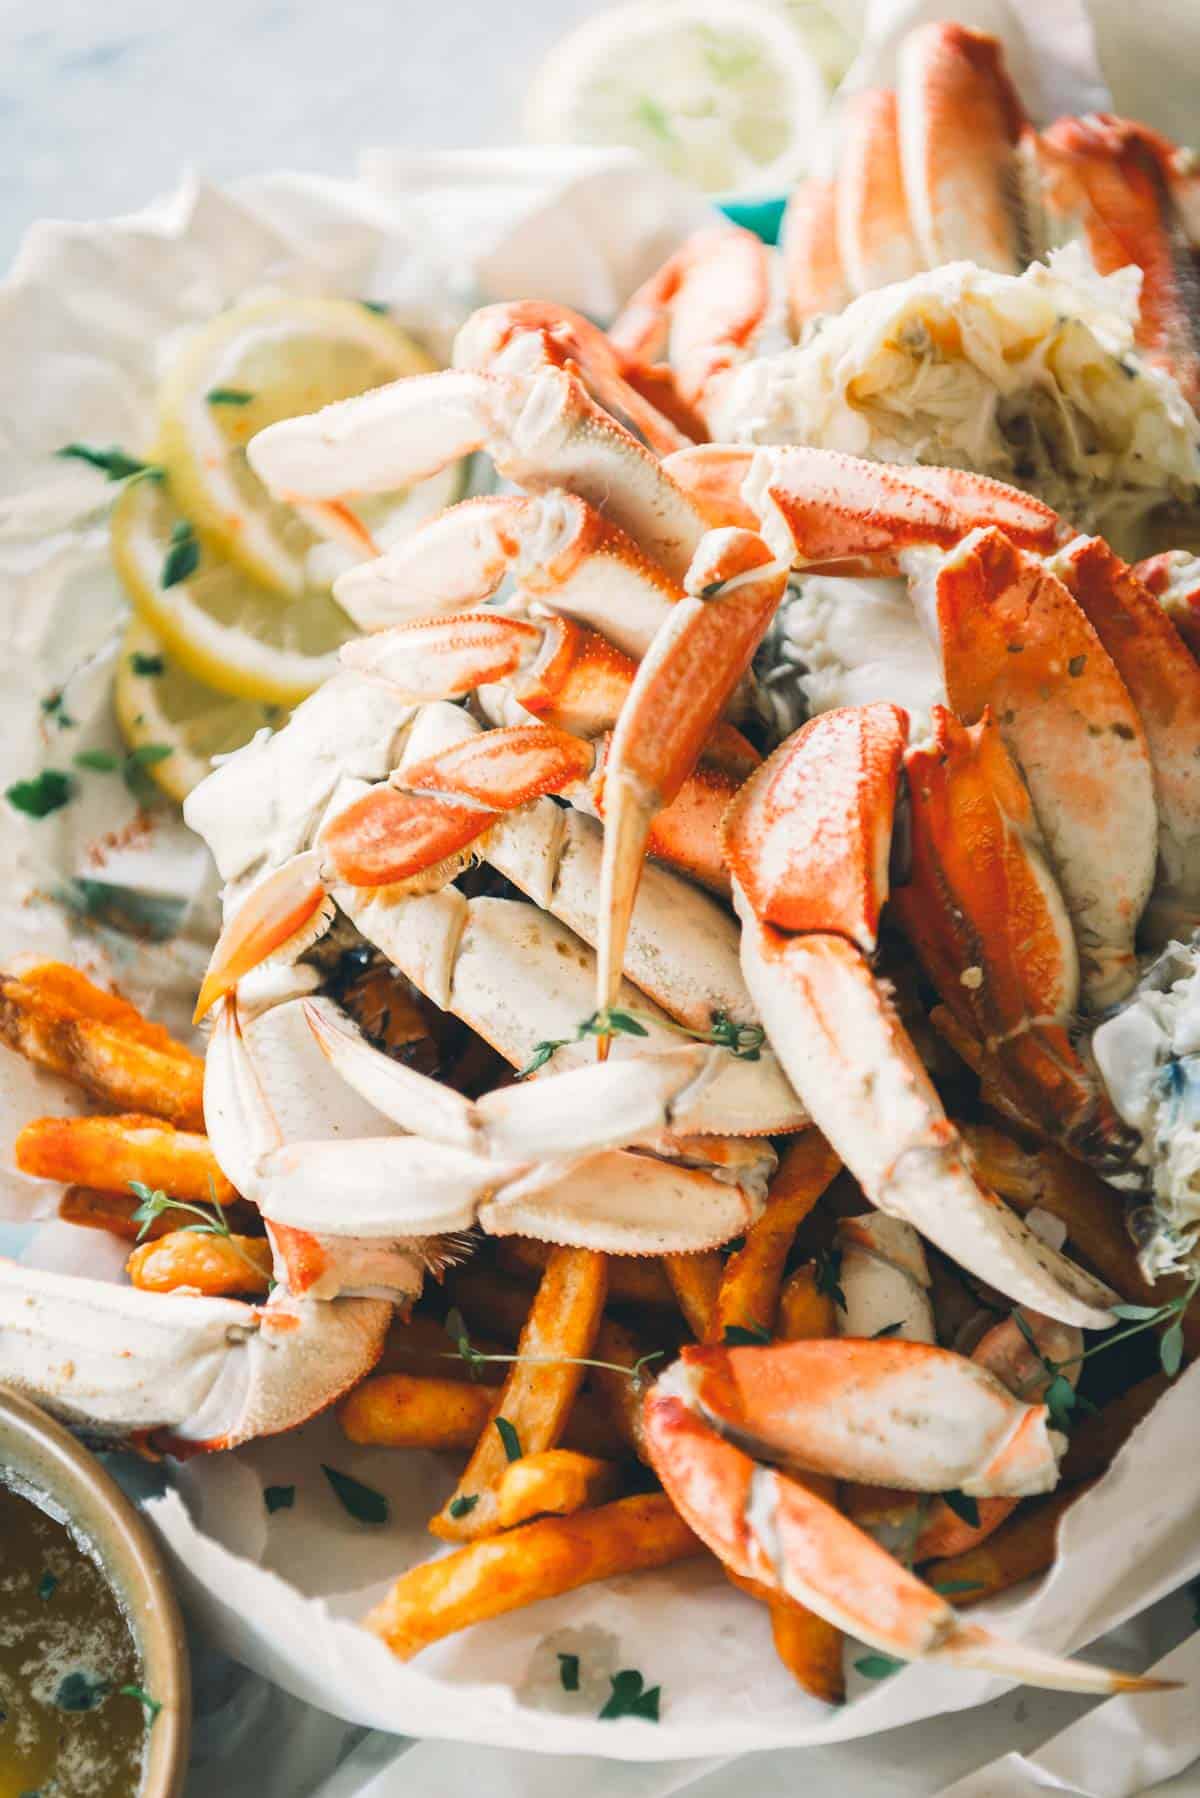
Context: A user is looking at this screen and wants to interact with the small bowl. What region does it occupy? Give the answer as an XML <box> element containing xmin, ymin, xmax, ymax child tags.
<box><xmin>0</xmin><ymin>1383</ymin><xmax>191</xmax><ymax>1796</ymax></box>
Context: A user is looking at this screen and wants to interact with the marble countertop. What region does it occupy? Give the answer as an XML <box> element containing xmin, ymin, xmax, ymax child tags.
<box><xmin>0</xmin><ymin>0</ymin><xmax>603</xmax><ymax>265</ymax></box>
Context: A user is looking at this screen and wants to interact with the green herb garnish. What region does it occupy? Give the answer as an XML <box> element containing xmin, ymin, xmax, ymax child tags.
<box><xmin>441</xmin><ymin>1308</ymin><xmax>662</xmax><ymax>1390</ymax></box>
<box><xmin>128</xmin><ymin>1180</ymin><xmax>269</xmax><ymax>1286</ymax></box>
<box><xmin>599</xmin><ymin>1667</ymin><xmax>661</xmax><ymax>1721</ymax></box>
<box><xmin>74</xmin><ymin>749</ymin><xmax>120</xmax><ymax>772</ymax></box>
<box><xmin>264</xmin><ymin>1485</ymin><xmax>295</xmax><ymax>1514</ymax></box>
<box><xmin>448</xmin><ymin>1493</ymin><xmax>479</xmax><ymax>1519</ymax></box>
<box><xmin>321</xmin><ymin>1464</ymin><xmax>389</xmax><ymax>1525</ymax></box>
<box><xmin>854</xmin><ymin>1654</ymin><xmax>905</xmax><ymax>1681</ymax></box>
<box><xmin>54</xmin><ymin>1671</ymin><xmax>110</xmax><ymax>1712</ymax></box>
<box><xmin>495</xmin><ymin>1417</ymin><xmax>523</xmax><ymax>1463</ymax></box>
<box><xmin>206</xmin><ymin>387</ymin><xmax>255</xmax><ymax>406</ymax></box>
<box><xmin>56</xmin><ymin>442</ymin><xmax>162</xmax><ymax>484</ymax></box>
<box><xmin>161</xmin><ymin>519</ymin><xmax>199</xmax><ymax>588</ymax></box>
<box><xmin>37</xmin><ymin>1571</ymin><xmax>57</xmax><ymax>1601</ymax></box>
<box><xmin>129</xmin><ymin>651</ymin><xmax>166</xmax><ymax>676</ymax></box>
<box><xmin>814</xmin><ymin>1246</ymin><xmax>847</xmax><ymax>1312</ymax></box>
<box><xmin>557</xmin><ymin>1651</ymin><xmax>581</xmax><ymax>1691</ymax></box>
<box><xmin>120</xmin><ymin>1684</ymin><xmax>162</xmax><ymax>1724</ymax></box>
<box><xmin>723</xmin><ymin>1323</ymin><xmax>770</xmax><ymax>1345</ymax></box>
<box><xmin>941</xmin><ymin>1489</ymin><xmax>980</xmax><ymax>1529</ymax></box>
<box><xmin>6</xmin><ymin>770</ymin><xmax>74</xmax><ymax>818</ymax></box>
<box><xmin>518</xmin><ymin>1005</ymin><xmax>763</xmax><ymax>1079</ymax></box>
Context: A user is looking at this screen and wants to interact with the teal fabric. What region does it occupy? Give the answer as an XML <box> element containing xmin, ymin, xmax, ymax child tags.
<box><xmin>716</xmin><ymin>194</ymin><xmax>787</xmax><ymax>245</ymax></box>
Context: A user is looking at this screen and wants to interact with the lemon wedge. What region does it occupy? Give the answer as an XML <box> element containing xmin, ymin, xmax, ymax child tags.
<box><xmin>113</xmin><ymin>618</ymin><xmax>286</xmax><ymax>803</ymax></box>
<box><xmin>111</xmin><ymin>476</ymin><xmax>355</xmax><ymax>706</ymax></box>
<box><xmin>522</xmin><ymin>0</ymin><xmax>828</xmax><ymax>195</ymax></box>
<box><xmin>156</xmin><ymin>295</ymin><xmax>440</xmax><ymax>596</ymax></box>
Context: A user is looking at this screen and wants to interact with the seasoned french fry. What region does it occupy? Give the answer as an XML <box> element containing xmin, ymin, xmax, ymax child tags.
<box><xmin>367</xmin><ymin>1492</ymin><xmax>703</xmax><ymax>1659</ymax></box>
<box><xmin>375</xmin><ymin>1313</ymin><xmax>509</xmax><ymax>1384</ymax></box>
<box><xmin>662</xmin><ymin>1250</ymin><xmax>722</xmax><ymax>1338</ymax></box>
<box><xmin>921</xmin><ymin>1480</ymin><xmax>1097</xmax><ymax>1603</ymax></box>
<box><xmin>962</xmin><ymin>1123</ymin><xmax>1200</xmax><ymax>1358</ymax></box>
<box><xmin>776</xmin><ymin>1263</ymin><xmax>838</xmax><ymax>1343</ymax></box>
<box><xmin>339</xmin><ymin>1372</ymin><xmax>623</xmax><ymax>1459</ymax></box>
<box><xmin>1061</xmin><ymin>1374</ymin><xmax>1171</xmax><ymax>1482</ymax></box>
<box><xmin>769</xmin><ymin>1589</ymin><xmax>845</xmax><ymax>1704</ymax></box>
<box><xmin>495</xmin><ymin>1450</ymin><xmax>623</xmax><ymax>1529</ymax></box>
<box><xmin>586</xmin><ymin>1313</ymin><xmax>652</xmax><ymax>1457</ymax></box>
<box><xmin>59</xmin><ymin>1185</ymin><xmax>242</xmax><ymax>1242</ymax></box>
<box><xmin>446</xmin><ymin>1269</ymin><xmax>538</xmax><ymax>1342</ymax></box>
<box><xmin>0</xmin><ymin>965</ymin><xmax>204</xmax><ymax>1128</ymax></box>
<box><xmin>432</xmin><ymin>1247</ymin><xmax>609</xmax><ymax>1540</ymax></box>
<box><xmin>17</xmin><ymin>1114</ymin><xmax>237</xmax><ymax>1205</ymax></box>
<box><xmin>709</xmin><ymin>1131</ymin><xmax>840</xmax><ymax>1343</ymax></box>
<box><xmin>126</xmin><ymin>1228</ymin><xmax>272</xmax><ymax>1296</ymax></box>
<box><xmin>499</xmin><ymin>1237</ymin><xmax>675</xmax><ymax>1309</ymax></box>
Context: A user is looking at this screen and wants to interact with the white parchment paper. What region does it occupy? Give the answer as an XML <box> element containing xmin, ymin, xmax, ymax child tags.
<box><xmin>1</xmin><ymin>0</ymin><xmax>1197</xmax><ymax>1784</ymax></box>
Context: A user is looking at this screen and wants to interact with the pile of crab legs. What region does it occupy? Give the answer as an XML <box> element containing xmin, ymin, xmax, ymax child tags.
<box><xmin>119</xmin><ymin>257</ymin><xmax>1193</xmax><ymax>1689</ymax></box>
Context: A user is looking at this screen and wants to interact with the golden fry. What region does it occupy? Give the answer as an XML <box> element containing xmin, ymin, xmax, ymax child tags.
<box><xmin>498</xmin><ymin>1237</ymin><xmax>675</xmax><ymax>1309</ymax></box>
<box><xmin>1061</xmin><ymin>1374</ymin><xmax>1171</xmax><ymax>1482</ymax></box>
<box><xmin>58</xmin><ymin>1185</ymin><xmax>216</xmax><ymax>1242</ymax></box>
<box><xmin>17</xmin><ymin>1114</ymin><xmax>236</xmax><ymax>1205</ymax></box>
<box><xmin>962</xmin><ymin>1123</ymin><xmax>1200</xmax><ymax>1358</ymax></box>
<box><xmin>586</xmin><ymin>1314</ymin><xmax>651</xmax><ymax>1457</ymax></box>
<box><xmin>339</xmin><ymin>1371</ymin><xmax>622</xmax><ymax>1460</ymax></box>
<box><xmin>367</xmin><ymin>1493</ymin><xmax>703</xmax><ymax>1659</ymax></box>
<box><xmin>446</xmin><ymin>1269</ymin><xmax>538</xmax><ymax>1342</ymax></box>
<box><xmin>662</xmin><ymin>1250</ymin><xmax>723</xmax><ymax>1339</ymax></box>
<box><xmin>126</xmin><ymin>1228</ymin><xmax>272</xmax><ymax>1296</ymax></box>
<box><xmin>776</xmin><ymin>1263</ymin><xmax>838</xmax><ymax>1343</ymax></box>
<box><xmin>769</xmin><ymin>1591</ymin><xmax>845</xmax><ymax>1705</ymax></box>
<box><xmin>432</xmin><ymin>1247</ymin><xmax>609</xmax><ymax>1540</ymax></box>
<box><xmin>494</xmin><ymin>1450</ymin><xmax>623</xmax><ymax>1529</ymax></box>
<box><xmin>709</xmin><ymin>1131</ymin><xmax>840</xmax><ymax>1343</ymax></box>
<box><xmin>375</xmin><ymin>1313</ymin><xmax>508</xmax><ymax>1385</ymax></box>
<box><xmin>921</xmin><ymin>1480</ymin><xmax>1097</xmax><ymax>1603</ymax></box>
<box><xmin>0</xmin><ymin>965</ymin><xmax>204</xmax><ymax>1128</ymax></box>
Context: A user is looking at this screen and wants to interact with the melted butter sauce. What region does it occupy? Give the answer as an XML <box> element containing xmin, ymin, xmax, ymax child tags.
<box><xmin>0</xmin><ymin>1479</ymin><xmax>146</xmax><ymax>1797</ymax></box>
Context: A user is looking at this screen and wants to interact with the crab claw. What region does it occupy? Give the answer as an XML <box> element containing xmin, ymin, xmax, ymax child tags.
<box><xmin>247</xmin><ymin>365</ymin><xmax>708</xmax><ymax>584</ymax></box>
<box><xmin>332</xmin><ymin>492</ymin><xmax>680</xmax><ymax>659</ymax></box>
<box><xmin>195</xmin><ymin>850</ymin><xmax>332</xmax><ymax>1022</ymax></box>
<box><xmin>897</xmin><ymin>22</ymin><xmax>1029</xmax><ymax>273</ymax></box>
<box><xmin>0</xmin><ymin>1258</ymin><xmax>389</xmax><ymax>1452</ymax></box>
<box><xmin>920</xmin><ymin>526</ymin><xmax>1156</xmax><ymax>1011</ymax></box>
<box><xmin>781</xmin><ymin>177</ymin><xmax>851</xmax><ymax>334</ymax></box>
<box><xmin>838</xmin><ymin>89</ymin><xmax>924</xmax><ymax>294</ymax></box>
<box><xmin>895</xmin><ymin>707</ymin><xmax>1136</xmax><ymax>1171</ymax></box>
<box><xmin>724</xmin><ymin>707</ymin><xmax>1118</xmax><ymax>1329</ymax></box>
<box><xmin>644</xmin><ymin>1383</ymin><xmax>1166</xmax><ymax>1692</ymax></box>
<box><xmin>596</xmin><ymin>528</ymin><xmax>786</xmax><ymax>1030</ymax></box>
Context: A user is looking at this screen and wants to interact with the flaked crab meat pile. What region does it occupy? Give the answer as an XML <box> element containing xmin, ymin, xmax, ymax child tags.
<box><xmin>7</xmin><ymin>15</ymin><xmax>1200</xmax><ymax>1698</ymax></box>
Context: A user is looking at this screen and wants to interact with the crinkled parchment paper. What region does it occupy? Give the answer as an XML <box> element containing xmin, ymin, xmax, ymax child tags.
<box><xmin>1</xmin><ymin>0</ymin><xmax>1198</xmax><ymax>1778</ymax></box>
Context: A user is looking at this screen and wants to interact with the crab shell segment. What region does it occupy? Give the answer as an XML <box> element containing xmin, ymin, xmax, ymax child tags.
<box><xmin>0</xmin><ymin>1257</ymin><xmax>389</xmax><ymax>1452</ymax></box>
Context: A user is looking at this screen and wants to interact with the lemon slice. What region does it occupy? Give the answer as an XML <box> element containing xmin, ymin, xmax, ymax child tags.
<box><xmin>522</xmin><ymin>0</ymin><xmax>828</xmax><ymax>195</ymax></box>
<box><xmin>157</xmin><ymin>295</ymin><xmax>440</xmax><ymax>596</ymax></box>
<box><xmin>113</xmin><ymin>618</ymin><xmax>286</xmax><ymax>802</ymax></box>
<box><xmin>111</xmin><ymin>476</ymin><xmax>354</xmax><ymax>706</ymax></box>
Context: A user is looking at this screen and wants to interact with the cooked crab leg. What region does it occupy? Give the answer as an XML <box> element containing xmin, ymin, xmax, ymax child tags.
<box><xmin>206</xmin><ymin>994</ymin><xmax>764</xmax><ymax>1260</ymax></box>
<box><xmin>607</xmin><ymin>224</ymin><xmax>783</xmax><ymax>438</ymax></box>
<box><xmin>644</xmin><ymin>1345</ymin><xmax>1164</xmax><ymax>1692</ymax></box>
<box><xmin>333</xmin><ymin>492</ymin><xmax>682</xmax><ymax>658</ymax></box>
<box><xmin>0</xmin><ymin>1258</ymin><xmax>390</xmax><ymax>1452</ymax></box>
<box><xmin>838</xmin><ymin>89</ymin><xmax>924</xmax><ymax>294</ymax></box>
<box><xmin>247</xmin><ymin>365</ymin><xmax>709</xmax><ymax>584</ymax></box>
<box><xmin>723</xmin><ymin>707</ymin><xmax>1117</xmax><ymax>1328</ymax></box>
<box><xmin>596</xmin><ymin>529</ymin><xmax>787</xmax><ymax>1027</ymax></box>
<box><xmin>453</xmin><ymin>298</ymin><xmax>695</xmax><ymax>455</ymax></box>
<box><xmin>915</xmin><ymin>528</ymin><xmax>1156</xmax><ymax>1010</ymax></box>
<box><xmin>897</xmin><ymin>22</ymin><xmax>1029</xmax><ymax>273</ymax></box>
<box><xmin>780</xmin><ymin>178</ymin><xmax>851</xmax><ymax>335</ymax></box>
<box><xmin>1036</xmin><ymin>114</ymin><xmax>1200</xmax><ymax>401</ymax></box>
<box><xmin>1053</xmin><ymin>535</ymin><xmax>1200</xmax><ymax>936</ymax></box>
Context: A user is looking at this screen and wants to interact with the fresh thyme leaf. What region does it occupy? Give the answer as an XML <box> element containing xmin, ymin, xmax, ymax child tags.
<box><xmin>40</xmin><ymin>690</ymin><xmax>75</xmax><ymax>729</ymax></box>
<box><xmin>854</xmin><ymin>1654</ymin><xmax>905</xmax><ymax>1680</ymax></box>
<box><xmin>599</xmin><ymin>1667</ymin><xmax>661</xmax><ymax>1721</ymax></box>
<box><xmin>74</xmin><ymin>748</ymin><xmax>120</xmax><ymax>772</ymax></box>
<box><xmin>54</xmin><ymin>1670</ymin><xmax>110</xmax><ymax>1711</ymax></box>
<box><xmin>161</xmin><ymin>519</ymin><xmax>199</xmax><ymax>589</ymax></box>
<box><xmin>448</xmin><ymin>1493</ymin><xmax>479</xmax><ymax>1519</ymax></box>
<box><xmin>723</xmin><ymin>1323</ymin><xmax>770</xmax><ymax>1345</ymax></box>
<box><xmin>1044</xmin><ymin>1374</ymin><xmax>1079</xmax><ymax>1434</ymax></box>
<box><xmin>872</xmin><ymin>1321</ymin><xmax>904</xmax><ymax>1338</ymax></box>
<box><xmin>516</xmin><ymin>1037</ymin><xmax>567</xmax><ymax>1078</ymax></box>
<box><xmin>557</xmin><ymin>1651</ymin><xmax>580</xmax><ymax>1692</ymax></box>
<box><xmin>359</xmin><ymin>299</ymin><xmax>389</xmax><ymax>315</ymax></box>
<box><xmin>126</xmin><ymin>743</ymin><xmax>173</xmax><ymax>768</ymax></box>
<box><xmin>321</xmin><ymin>1463</ymin><xmax>389</xmax><ymax>1525</ymax></box>
<box><xmin>705</xmin><ymin>1011</ymin><xmax>765</xmax><ymax>1060</ymax></box>
<box><xmin>941</xmin><ymin>1489</ymin><xmax>980</xmax><ymax>1529</ymax></box>
<box><xmin>495</xmin><ymin>1417</ymin><xmax>523</xmax><ymax>1463</ymax></box>
<box><xmin>1109</xmin><ymin>1303</ymin><xmax>1164</xmax><ymax>1321</ymax></box>
<box><xmin>933</xmin><ymin>1579</ymin><xmax>985</xmax><ymax>1596</ymax></box>
<box><xmin>206</xmin><ymin>387</ymin><xmax>255</xmax><ymax>405</ymax></box>
<box><xmin>129</xmin><ymin>650</ymin><xmax>166</xmax><ymax>676</ymax></box>
<box><xmin>56</xmin><ymin>442</ymin><xmax>161</xmax><ymax>484</ymax></box>
<box><xmin>1160</xmin><ymin>1318</ymin><xmax>1185</xmax><ymax>1377</ymax></box>
<box><xmin>37</xmin><ymin>1571</ymin><xmax>57</xmax><ymax>1601</ymax></box>
<box><xmin>120</xmin><ymin>1683</ymin><xmax>162</xmax><ymax>1723</ymax></box>
<box><xmin>264</xmin><ymin>1485</ymin><xmax>295</xmax><ymax>1514</ymax></box>
<box><xmin>814</xmin><ymin>1246</ymin><xmax>847</xmax><ymax>1311</ymax></box>
<box><xmin>584</xmin><ymin>1008</ymin><xmax>649</xmax><ymax>1041</ymax></box>
<box><xmin>126</xmin><ymin>1179</ymin><xmax>268</xmax><ymax>1284</ymax></box>
<box><xmin>6</xmin><ymin>770</ymin><xmax>74</xmax><ymax>818</ymax></box>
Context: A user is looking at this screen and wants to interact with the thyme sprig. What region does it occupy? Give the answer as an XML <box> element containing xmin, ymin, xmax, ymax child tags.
<box><xmin>441</xmin><ymin>1307</ymin><xmax>662</xmax><ymax>1390</ymax></box>
<box><xmin>517</xmin><ymin>1005</ymin><xmax>764</xmax><ymax>1079</ymax></box>
<box><xmin>1010</xmin><ymin>1277</ymin><xmax>1200</xmax><ymax>1431</ymax></box>
<box><xmin>128</xmin><ymin>1179</ymin><xmax>272</xmax><ymax>1288</ymax></box>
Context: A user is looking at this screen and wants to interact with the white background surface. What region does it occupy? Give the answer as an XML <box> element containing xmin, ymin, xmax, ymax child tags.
<box><xmin>5</xmin><ymin>0</ymin><xmax>1200</xmax><ymax>1791</ymax></box>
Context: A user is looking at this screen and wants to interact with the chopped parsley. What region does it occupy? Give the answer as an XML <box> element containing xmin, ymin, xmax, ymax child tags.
<box><xmin>494</xmin><ymin>1417</ymin><xmax>523</xmax><ymax>1463</ymax></box>
<box><xmin>6</xmin><ymin>770</ymin><xmax>74</xmax><ymax>818</ymax></box>
<box><xmin>448</xmin><ymin>1493</ymin><xmax>479</xmax><ymax>1519</ymax></box>
<box><xmin>854</xmin><ymin>1653</ymin><xmax>905</xmax><ymax>1681</ymax></box>
<box><xmin>321</xmin><ymin>1464</ymin><xmax>389</xmax><ymax>1525</ymax></box>
<box><xmin>557</xmin><ymin>1651</ymin><xmax>580</xmax><ymax>1691</ymax></box>
<box><xmin>206</xmin><ymin>387</ymin><xmax>255</xmax><ymax>405</ymax></box>
<box><xmin>264</xmin><ymin>1485</ymin><xmax>295</xmax><ymax>1515</ymax></box>
<box><xmin>129</xmin><ymin>650</ymin><xmax>166</xmax><ymax>676</ymax></box>
<box><xmin>599</xmin><ymin>1668</ymin><xmax>661</xmax><ymax>1721</ymax></box>
<box><xmin>161</xmin><ymin>519</ymin><xmax>200</xmax><ymax>589</ymax></box>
